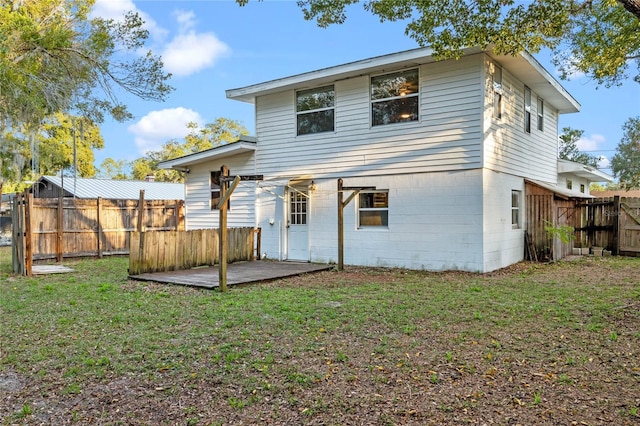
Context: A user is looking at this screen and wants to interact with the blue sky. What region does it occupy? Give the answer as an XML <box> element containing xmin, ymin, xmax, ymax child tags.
<box><xmin>93</xmin><ymin>0</ymin><xmax>640</xmax><ymax>176</ymax></box>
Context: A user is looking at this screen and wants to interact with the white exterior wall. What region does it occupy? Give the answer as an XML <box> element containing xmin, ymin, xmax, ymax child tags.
<box><xmin>558</xmin><ymin>174</ymin><xmax>592</xmax><ymax>196</ymax></box>
<box><xmin>483</xmin><ymin>57</ymin><xmax>559</xmax><ymax>183</ymax></box>
<box><xmin>254</xmin><ymin>54</ymin><xmax>485</xmax><ymax>181</ymax></box>
<box><xmin>257</xmin><ymin>170</ymin><xmax>487</xmax><ymax>272</ymax></box>
<box><xmin>482</xmin><ymin>169</ymin><xmax>525</xmax><ymax>272</ymax></box>
<box><xmin>184</xmin><ymin>152</ymin><xmax>257</xmax><ymax>230</ymax></box>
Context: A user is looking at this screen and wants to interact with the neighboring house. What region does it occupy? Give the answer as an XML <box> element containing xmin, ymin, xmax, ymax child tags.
<box><xmin>30</xmin><ymin>176</ymin><xmax>185</xmax><ymax>201</ymax></box>
<box><xmin>591</xmin><ymin>189</ymin><xmax>640</xmax><ymax>198</ymax></box>
<box><xmin>528</xmin><ymin>159</ymin><xmax>614</xmax><ymax>199</ymax></box>
<box><xmin>160</xmin><ymin>46</ymin><xmax>612</xmax><ymax>272</ymax></box>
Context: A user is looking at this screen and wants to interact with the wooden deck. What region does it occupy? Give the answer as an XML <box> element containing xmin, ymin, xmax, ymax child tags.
<box><xmin>129</xmin><ymin>260</ymin><xmax>333</xmax><ymax>289</ymax></box>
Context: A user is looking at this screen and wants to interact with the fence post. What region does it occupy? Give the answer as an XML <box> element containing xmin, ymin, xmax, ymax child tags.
<box><xmin>612</xmin><ymin>196</ymin><xmax>620</xmax><ymax>255</ymax></box>
<box><xmin>56</xmin><ymin>196</ymin><xmax>63</xmax><ymax>262</ymax></box>
<box><xmin>24</xmin><ymin>191</ymin><xmax>33</xmax><ymax>276</ymax></box>
<box><xmin>12</xmin><ymin>192</ymin><xmax>24</xmax><ymax>274</ymax></box>
<box><xmin>97</xmin><ymin>197</ymin><xmax>103</xmax><ymax>258</ymax></box>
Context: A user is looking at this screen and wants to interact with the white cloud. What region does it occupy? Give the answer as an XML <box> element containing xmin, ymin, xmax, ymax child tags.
<box><xmin>160</xmin><ymin>11</ymin><xmax>229</xmax><ymax>77</ymax></box>
<box><xmin>91</xmin><ymin>0</ymin><xmax>168</xmax><ymax>42</ymax></box>
<box><xmin>576</xmin><ymin>133</ymin><xmax>606</xmax><ymax>151</ymax></box>
<box><xmin>128</xmin><ymin>108</ymin><xmax>204</xmax><ymax>154</ymax></box>
<box><xmin>92</xmin><ymin>2</ymin><xmax>228</xmax><ymax>77</ymax></box>
<box><xmin>597</xmin><ymin>156</ymin><xmax>611</xmax><ymax>170</ymax></box>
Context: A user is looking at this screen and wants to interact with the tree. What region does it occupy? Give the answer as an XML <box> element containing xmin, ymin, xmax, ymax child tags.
<box><xmin>558</xmin><ymin>127</ymin><xmax>600</xmax><ymax>167</ymax></box>
<box><xmin>0</xmin><ymin>0</ymin><xmax>173</xmax><ymax>128</ymax></box>
<box><xmin>98</xmin><ymin>158</ymin><xmax>130</xmax><ymax>180</ymax></box>
<box><xmin>239</xmin><ymin>0</ymin><xmax>640</xmax><ymax>86</ymax></box>
<box><xmin>611</xmin><ymin>116</ymin><xmax>640</xmax><ymax>189</ymax></box>
<box><xmin>130</xmin><ymin>118</ymin><xmax>250</xmax><ymax>182</ymax></box>
<box><xmin>36</xmin><ymin>113</ymin><xmax>104</xmax><ymax>177</ymax></box>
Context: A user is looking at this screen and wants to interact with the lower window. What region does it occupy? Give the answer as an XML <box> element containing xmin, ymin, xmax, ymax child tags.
<box><xmin>358</xmin><ymin>191</ymin><xmax>388</xmax><ymax>227</ymax></box>
<box><xmin>511</xmin><ymin>190</ymin><xmax>521</xmax><ymax>229</ymax></box>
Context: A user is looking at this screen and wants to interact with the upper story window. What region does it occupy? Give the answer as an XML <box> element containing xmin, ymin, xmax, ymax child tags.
<box><xmin>524</xmin><ymin>86</ymin><xmax>532</xmax><ymax>133</ymax></box>
<box><xmin>493</xmin><ymin>65</ymin><xmax>503</xmax><ymax>119</ymax></box>
<box><xmin>358</xmin><ymin>191</ymin><xmax>389</xmax><ymax>227</ymax></box>
<box><xmin>537</xmin><ymin>97</ymin><xmax>544</xmax><ymax>131</ymax></box>
<box><xmin>371</xmin><ymin>69</ymin><xmax>419</xmax><ymax>126</ymax></box>
<box><xmin>567</xmin><ymin>179</ymin><xmax>573</xmax><ymax>190</ymax></box>
<box><xmin>580</xmin><ymin>184</ymin><xmax>585</xmax><ymax>193</ymax></box>
<box><xmin>296</xmin><ymin>85</ymin><xmax>335</xmax><ymax>136</ymax></box>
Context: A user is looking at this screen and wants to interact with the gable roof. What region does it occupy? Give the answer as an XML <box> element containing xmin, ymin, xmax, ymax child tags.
<box><xmin>226</xmin><ymin>46</ymin><xmax>580</xmax><ymax>114</ymax></box>
<box><xmin>37</xmin><ymin>176</ymin><xmax>184</xmax><ymax>200</ymax></box>
<box><xmin>158</xmin><ymin>138</ymin><xmax>257</xmax><ymax>170</ymax></box>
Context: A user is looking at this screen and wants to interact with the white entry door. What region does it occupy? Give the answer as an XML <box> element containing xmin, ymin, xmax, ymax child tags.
<box><xmin>287</xmin><ymin>189</ymin><xmax>309</xmax><ymax>261</ymax></box>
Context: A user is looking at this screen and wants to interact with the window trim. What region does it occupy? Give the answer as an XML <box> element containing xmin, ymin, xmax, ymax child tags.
<box><xmin>537</xmin><ymin>97</ymin><xmax>544</xmax><ymax>131</ymax></box>
<box><xmin>493</xmin><ymin>65</ymin><xmax>503</xmax><ymax>120</ymax></box>
<box><xmin>358</xmin><ymin>190</ymin><xmax>389</xmax><ymax>228</ymax></box>
<box><xmin>210</xmin><ymin>171</ymin><xmax>221</xmax><ymax>210</ymax></box>
<box><xmin>566</xmin><ymin>179</ymin><xmax>573</xmax><ymax>190</ymax></box>
<box><xmin>370</xmin><ymin>68</ymin><xmax>420</xmax><ymax>127</ymax></box>
<box><xmin>524</xmin><ymin>86</ymin><xmax>531</xmax><ymax>133</ymax></box>
<box><xmin>295</xmin><ymin>85</ymin><xmax>335</xmax><ymax>136</ymax></box>
<box><xmin>511</xmin><ymin>190</ymin><xmax>521</xmax><ymax>230</ymax></box>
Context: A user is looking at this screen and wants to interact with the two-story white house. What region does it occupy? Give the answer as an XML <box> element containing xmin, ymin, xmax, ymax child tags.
<box><xmin>159</xmin><ymin>46</ymin><xmax>583</xmax><ymax>272</ymax></box>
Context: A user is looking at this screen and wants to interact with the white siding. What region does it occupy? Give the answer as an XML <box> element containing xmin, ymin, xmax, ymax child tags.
<box><xmin>257</xmin><ymin>171</ymin><xmax>487</xmax><ymax>272</ymax></box>
<box><xmin>483</xmin><ymin>57</ymin><xmax>559</xmax><ymax>182</ymax></box>
<box><xmin>254</xmin><ymin>54</ymin><xmax>485</xmax><ymax>181</ymax></box>
<box><xmin>482</xmin><ymin>169</ymin><xmax>525</xmax><ymax>272</ymax></box>
<box><xmin>184</xmin><ymin>152</ymin><xmax>257</xmax><ymax>230</ymax></box>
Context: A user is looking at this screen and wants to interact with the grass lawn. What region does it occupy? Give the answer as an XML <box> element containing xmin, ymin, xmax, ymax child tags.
<box><xmin>1</xmin><ymin>246</ymin><xmax>639</xmax><ymax>425</ymax></box>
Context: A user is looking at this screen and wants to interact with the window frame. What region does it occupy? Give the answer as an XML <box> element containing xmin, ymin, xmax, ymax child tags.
<box><xmin>370</xmin><ymin>68</ymin><xmax>419</xmax><ymax>126</ymax></box>
<box><xmin>566</xmin><ymin>179</ymin><xmax>573</xmax><ymax>190</ymax></box>
<box><xmin>295</xmin><ymin>85</ymin><xmax>335</xmax><ymax>136</ymax></box>
<box><xmin>357</xmin><ymin>190</ymin><xmax>389</xmax><ymax>228</ymax></box>
<box><xmin>537</xmin><ymin>97</ymin><xmax>544</xmax><ymax>131</ymax></box>
<box><xmin>580</xmin><ymin>184</ymin><xmax>585</xmax><ymax>194</ymax></box>
<box><xmin>524</xmin><ymin>86</ymin><xmax>531</xmax><ymax>133</ymax></box>
<box><xmin>511</xmin><ymin>190</ymin><xmax>521</xmax><ymax>230</ymax></box>
<box><xmin>493</xmin><ymin>65</ymin><xmax>503</xmax><ymax>120</ymax></box>
<box><xmin>210</xmin><ymin>171</ymin><xmax>222</xmax><ymax>210</ymax></box>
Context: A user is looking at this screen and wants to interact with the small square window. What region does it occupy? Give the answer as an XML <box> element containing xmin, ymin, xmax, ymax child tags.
<box><xmin>580</xmin><ymin>184</ymin><xmax>585</xmax><ymax>193</ymax></box>
<box><xmin>567</xmin><ymin>179</ymin><xmax>573</xmax><ymax>190</ymax></box>
<box><xmin>358</xmin><ymin>191</ymin><xmax>389</xmax><ymax>227</ymax></box>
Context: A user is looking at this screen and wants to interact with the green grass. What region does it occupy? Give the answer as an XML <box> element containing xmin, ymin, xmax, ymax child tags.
<box><xmin>1</xmin><ymin>247</ymin><xmax>639</xmax><ymax>424</ymax></box>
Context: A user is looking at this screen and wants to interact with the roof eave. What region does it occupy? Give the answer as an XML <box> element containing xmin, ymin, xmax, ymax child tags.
<box><xmin>158</xmin><ymin>139</ymin><xmax>257</xmax><ymax>169</ymax></box>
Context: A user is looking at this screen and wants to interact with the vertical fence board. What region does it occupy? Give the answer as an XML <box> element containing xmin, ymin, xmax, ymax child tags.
<box><xmin>128</xmin><ymin>228</ymin><xmax>257</xmax><ymax>275</ymax></box>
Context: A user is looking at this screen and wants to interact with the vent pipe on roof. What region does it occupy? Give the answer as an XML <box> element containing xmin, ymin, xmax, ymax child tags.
<box><xmin>145</xmin><ymin>174</ymin><xmax>155</xmax><ymax>182</ymax></box>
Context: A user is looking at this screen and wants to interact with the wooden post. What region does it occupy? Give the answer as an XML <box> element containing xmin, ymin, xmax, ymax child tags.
<box><xmin>12</xmin><ymin>192</ymin><xmax>24</xmax><ymax>274</ymax></box>
<box><xmin>96</xmin><ymin>197</ymin><xmax>103</xmax><ymax>258</ymax></box>
<box><xmin>219</xmin><ymin>166</ymin><xmax>229</xmax><ymax>292</ymax></box>
<box><xmin>337</xmin><ymin>178</ymin><xmax>344</xmax><ymax>271</ymax></box>
<box><xmin>24</xmin><ymin>191</ymin><xmax>33</xmax><ymax>276</ymax></box>
<box><xmin>137</xmin><ymin>190</ymin><xmax>145</xmax><ymax>269</ymax></box>
<box><xmin>56</xmin><ymin>195</ymin><xmax>63</xmax><ymax>262</ymax></box>
<box><xmin>612</xmin><ymin>196</ymin><xmax>620</xmax><ymax>255</ymax></box>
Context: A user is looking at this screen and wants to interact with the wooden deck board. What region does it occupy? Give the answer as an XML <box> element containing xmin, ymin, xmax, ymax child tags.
<box><xmin>129</xmin><ymin>261</ymin><xmax>333</xmax><ymax>289</ymax></box>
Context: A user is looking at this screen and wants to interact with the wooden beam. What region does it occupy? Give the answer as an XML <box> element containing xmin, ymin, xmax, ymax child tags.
<box><xmin>217</xmin><ymin>176</ymin><xmax>241</xmax><ymax>209</ymax></box>
<box><xmin>219</xmin><ymin>165</ymin><xmax>230</xmax><ymax>292</ymax></box>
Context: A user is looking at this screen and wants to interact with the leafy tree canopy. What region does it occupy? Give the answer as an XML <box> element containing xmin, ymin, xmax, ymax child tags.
<box><xmin>0</xmin><ymin>0</ymin><xmax>173</xmax><ymax>128</ymax></box>
<box><xmin>237</xmin><ymin>0</ymin><xmax>640</xmax><ymax>87</ymax></box>
<box><xmin>558</xmin><ymin>127</ymin><xmax>600</xmax><ymax>167</ymax></box>
<box><xmin>130</xmin><ymin>118</ymin><xmax>250</xmax><ymax>183</ymax></box>
<box><xmin>611</xmin><ymin>116</ymin><xmax>640</xmax><ymax>189</ymax></box>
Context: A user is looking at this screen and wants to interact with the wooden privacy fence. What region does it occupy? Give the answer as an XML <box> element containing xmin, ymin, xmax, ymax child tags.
<box><xmin>128</xmin><ymin>227</ymin><xmax>256</xmax><ymax>275</ymax></box>
<box><xmin>575</xmin><ymin>196</ymin><xmax>640</xmax><ymax>255</ymax></box>
<box><xmin>12</xmin><ymin>191</ymin><xmax>184</xmax><ymax>275</ymax></box>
